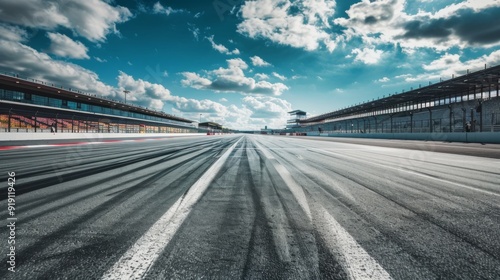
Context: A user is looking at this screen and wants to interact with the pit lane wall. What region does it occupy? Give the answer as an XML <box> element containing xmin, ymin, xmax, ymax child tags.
<box><xmin>0</xmin><ymin>132</ymin><xmax>206</xmax><ymax>141</ymax></box>
<box><xmin>306</xmin><ymin>131</ymin><xmax>500</xmax><ymax>144</ymax></box>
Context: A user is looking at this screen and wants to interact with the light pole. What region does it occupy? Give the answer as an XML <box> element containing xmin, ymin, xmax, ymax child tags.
<box><xmin>123</xmin><ymin>90</ymin><xmax>130</xmax><ymax>133</ymax></box>
<box><xmin>123</xmin><ymin>90</ymin><xmax>129</xmax><ymax>104</ymax></box>
<box><xmin>199</xmin><ymin>113</ymin><xmax>202</xmax><ymax>123</ymax></box>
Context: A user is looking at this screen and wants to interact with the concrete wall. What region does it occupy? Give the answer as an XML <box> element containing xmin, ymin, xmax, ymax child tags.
<box><xmin>0</xmin><ymin>132</ymin><xmax>206</xmax><ymax>141</ymax></box>
<box><xmin>306</xmin><ymin>131</ymin><xmax>500</xmax><ymax>144</ymax></box>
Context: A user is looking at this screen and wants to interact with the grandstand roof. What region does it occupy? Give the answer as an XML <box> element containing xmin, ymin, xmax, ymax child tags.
<box><xmin>0</xmin><ymin>73</ymin><xmax>193</xmax><ymax>124</ymax></box>
<box><xmin>301</xmin><ymin>65</ymin><xmax>500</xmax><ymax>123</ymax></box>
<box><xmin>288</xmin><ymin>110</ymin><xmax>307</xmax><ymax>115</ymax></box>
<box><xmin>199</xmin><ymin>122</ymin><xmax>223</xmax><ymax>129</ymax></box>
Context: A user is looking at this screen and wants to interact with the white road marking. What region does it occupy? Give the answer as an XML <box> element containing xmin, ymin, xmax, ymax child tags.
<box><xmin>254</xmin><ymin>139</ymin><xmax>392</xmax><ymax>280</ymax></box>
<box><xmin>313</xmin><ymin>148</ymin><xmax>500</xmax><ymax>198</ymax></box>
<box><xmin>316</xmin><ymin>204</ymin><xmax>393</xmax><ymax>280</ymax></box>
<box><xmin>101</xmin><ymin>137</ymin><xmax>243</xmax><ymax>280</ymax></box>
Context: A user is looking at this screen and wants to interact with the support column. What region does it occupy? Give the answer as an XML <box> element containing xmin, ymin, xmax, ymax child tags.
<box><xmin>34</xmin><ymin>111</ymin><xmax>38</xmax><ymax>133</ymax></box>
<box><xmin>8</xmin><ymin>108</ymin><xmax>12</xmax><ymax>132</ymax></box>
<box><xmin>478</xmin><ymin>100</ymin><xmax>483</xmax><ymax>132</ymax></box>
<box><xmin>470</xmin><ymin>108</ymin><xmax>475</xmax><ymax>132</ymax></box>
<box><xmin>462</xmin><ymin>108</ymin><xmax>467</xmax><ymax>132</ymax></box>
<box><xmin>448</xmin><ymin>105</ymin><xmax>453</xmax><ymax>132</ymax></box>
<box><xmin>410</xmin><ymin>112</ymin><xmax>413</xmax><ymax>133</ymax></box>
<box><xmin>427</xmin><ymin>108</ymin><xmax>433</xmax><ymax>133</ymax></box>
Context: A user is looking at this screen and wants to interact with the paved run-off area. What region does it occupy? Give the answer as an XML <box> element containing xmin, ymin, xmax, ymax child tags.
<box><xmin>0</xmin><ymin>135</ymin><xmax>499</xmax><ymax>279</ymax></box>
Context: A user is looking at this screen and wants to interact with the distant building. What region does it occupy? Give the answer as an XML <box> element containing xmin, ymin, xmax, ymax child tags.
<box><xmin>286</xmin><ymin>110</ymin><xmax>307</xmax><ymax>129</ymax></box>
<box><xmin>199</xmin><ymin>121</ymin><xmax>222</xmax><ymax>134</ymax></box>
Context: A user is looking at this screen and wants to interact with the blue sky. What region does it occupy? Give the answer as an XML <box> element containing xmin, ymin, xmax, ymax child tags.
<box><xmin>0</xmin><ymin>0</ymin><xmax>499</xmax><ymax>129</ymax></box>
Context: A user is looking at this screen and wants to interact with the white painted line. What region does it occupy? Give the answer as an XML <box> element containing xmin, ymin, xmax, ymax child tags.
<box><xmin>316</xmin><ymin>204</ymin><xmax>393</xmax><ymax>280</ymax></box>
<box><xmin>253</xmin><ymin>140</ymin><xmax>312</xmax><ymax>221</ymax></box>
<box><xmin>24</xmin><ymin>145</ymin><xmax>56</xmax><ymax>148</ymax></box>
<box><xmin>101</xmin><ymin>137</ymin><xmax>243</xmax><ymax>280</ymax></box>
<box><xmin>314</xmin><ymin>148</ymin><xmax>500</xmax><ymax>198</ymax></box>
<box><xmin>254</xmin><ymin>140</ymin><xmax>391</xmax><ymax>280</ymax></box>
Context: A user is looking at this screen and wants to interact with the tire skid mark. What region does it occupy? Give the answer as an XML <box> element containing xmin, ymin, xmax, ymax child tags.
<box><xmin>332</xmin><ymin>149</ymin><xmax>500</xmax><ymax>187</ymax></box>
<box><xmin>0</xmin><ymin>141</ymin><xmax>216</xmax><ymax>198</ymax></box>
<box><xmin>0</xmin><ymin>138</ymin><xmax>238</xmax><ymax>279</ymax></box>
<box><xmin>302</xmin><ymin>148</ymin><xmax>500</xmax><ymax>278</ymax></box>
<box><xmin>14</xmin><ymin>147</ymin><xmax>219</xmax><ymax>225</ymax></box>
<box><xmin>35</xmin><ymin>147</ymin><xmax>222</xmax><ymax>280</ymax></box>
<box><xmin>252</xmin><ymin>136</ymin><xmax>393</xmax><ymax>280</ymax></box>
<box><xmin>100</xmin><ymin>137</ymin><xmax>243</xmax><ymax>279</ymax></box>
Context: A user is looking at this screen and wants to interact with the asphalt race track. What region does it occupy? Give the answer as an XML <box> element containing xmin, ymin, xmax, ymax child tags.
<box><xmin>0</xmin><ymin>135</ymin><xmax>499</xmax><ymax>279</ymax></box>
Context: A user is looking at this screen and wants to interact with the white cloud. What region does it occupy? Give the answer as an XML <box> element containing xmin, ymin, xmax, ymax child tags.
<box><xmin>0</xmin><ymin>24</ymin><xmax>28</xmax><ymax>42</ymax></box>
<box><xmin>396</xmin><ymin>50</ymin><xmax>500</xmax><ymax>83</ymax></box>
<box><xmin>272</xmin><ymin>72</ymin><xmax>287</xmax><ymax>81</ymax></box>
<box><xmin>335</xmin><ymin>0</ymin><xmax>500</xmax><ymax>51</ymax></box>
<box><xmin>94</xmin><ymin>57</ymin><xmax>107</xmax><ymax>63</ymax></box>
<box><xmin>378</xmin><ymin>77</ymin><xmax>390</xmax><ymax>83</ymax></box>
<box><xmin>206</xmin><ymin>35</ymin><xmax>240</xmax><ymax>55</ymax></box>
<box><xmin>219</xmin><ymin>98</ymin><xmax>228</xmax><ymax>102</ymax></box>
<box><xmin>181</xmin><ymin>58</ymin><xmax>289</xmax><ymax>96</ymax></box>
<box><xmin>250</xmin><ymin>55</ymin><xmax>272</xmax><ymax>67</ymax></box>
<box><xmin>0</xmin><ymin>40</ymin><xmax>115</xmax><ymax>96</ymax></box>
<box><xmin>238</xmin><ymin>0</ymin><xmax>338</xmax><ymax>52</ymax></box>
<box><xmin>351</xmin><ymin>47</ymin><xmax>384</xmax><ymax>65</ymax></box>
<box><xmin>0</xmin><ymin>0</ymin><xmax>132</xmax><ymax>42</ymax></box>
<box><xmin>242</xmin><ymin>95</ymin><xmax>292</xmax><ymax>128</ymax></box>
<box><xmin>255</xmin><ymin>73</ymin><xmax>270</xmax><ymax>80</ymax></box>
<box><xmin>188</xmin><ymin>23</ymin><xmax>200</xmax><ymax>41</ymax></box>
<box><xmin>152</xmin><ymin>2</ymin><xmax>183</xmax><ymax>15</ymax></box>
<box><xmin>117</xmin><ymin>71</ymin><xmax>172</xmax><ymax>110</ymax></box>
<box><xmin>47</xmin><ymin>32</ymin><xmax>89</xmax><ymax>59</ymax></box>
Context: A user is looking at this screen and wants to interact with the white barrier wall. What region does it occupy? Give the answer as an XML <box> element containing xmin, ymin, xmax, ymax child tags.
<box><xmin>0</xmin><ymin>132</ymin><xmax>206</xmax><ymax>141</ymax></box>
<box><xmin>306</xmin><ymin>131</ymin><xmax>500</xmax><ymax>144</ymax></box>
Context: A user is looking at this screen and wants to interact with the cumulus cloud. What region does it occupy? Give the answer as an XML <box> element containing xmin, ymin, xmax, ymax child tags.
<box><xmin>0</xmin><ymin>24</ymin><xmax>28</xmax><ymax>42</ymax></box>
<box><xmin>181</xmin><ymin>58</ymin><xmax>289</xmax><ymax>96</ymax></box>
<box><xmin>206</xmin><ymin>35</ymin><xmax>240</xmax><ymax>55</ymax></box>
<box><xmin>250</xmin><ymin>55</ymin><xmax>272</xmax><ymax>67</ymax></box>
<box><xmin>47</xmin><ymin>32</ymin><xmax>89</xmax><ymax>59</ymax></box>
<box><xmin>396</xmin><ymin>50</ymin><xmax>500</xmax><ymax>83</ymax></box>
<box><xmin>238</xmin><ymin>0</ymin><xmax>338</xmax><ymax>52</ymax></box>
<box><xmin>378</xmin><ymin>77</ymin><xmax>390</xmax><ymax>83</ymax></box>
<box><xmin>351</xmin><ymin>47</ymin><xmax>384</xmax><ymax>65</ymax></box>
<box><xmin>255</xmin><ymin>73</ymin><xmax>270</xmax><ymax>80</ymax></box>
<box><xmin>272</xmin><ymin>72</ymin><xmax>287</xmax><ymax>81</ymax></box>
<box><xmin>243</xmin><ymin>95</ymin><xmax>292</xmax><ymax>119</ymax></box>
<box><xmin>0</xmin><ymin>0</ymin><xmax>132</xmax><ymax>42</ymax></box>
<box><xmin>335</xmin><ymin>0</ymin><xmax>500</xmax><ymax>51</ymax></box>
<box><xmin>0</xmin><ymin>40</ymin><xmax>115</xmax><ymax>96</ymax></box>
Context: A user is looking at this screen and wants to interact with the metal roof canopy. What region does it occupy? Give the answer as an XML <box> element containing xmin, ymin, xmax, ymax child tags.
<box><xmin>288</xmin><ymin>110</ymin><xmax>307</xmax><ymax>115</ymax></box>
<box><xmin>199</xmin><ymin>122</ymin><xmax>223</xmax><ymax>130</ymax></box>
<box><xmin>301</xmin><ymin>65</ymin><xmax>500</xmax><ymax>123</ymax></box>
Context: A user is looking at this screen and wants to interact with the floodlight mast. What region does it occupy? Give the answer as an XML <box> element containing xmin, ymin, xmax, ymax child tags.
<box><xmin>123</xmin><ymin>90</ymin><xmax>130</xmax><ymax>104</ymax></box>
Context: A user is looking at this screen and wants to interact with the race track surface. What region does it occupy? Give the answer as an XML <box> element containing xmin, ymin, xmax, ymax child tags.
<box><xmin>0</xmin><ymin>135</ymin><xmax>499</xmax><ymax>279</ymax></box>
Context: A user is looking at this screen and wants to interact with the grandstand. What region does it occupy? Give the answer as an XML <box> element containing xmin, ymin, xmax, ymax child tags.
<box><xmin>0</xmin><ymin>73</ymin><xmax>201</xmax><ymax>134</ymax></box>
<box><xmin>294</xmin><ymin>65</ymin><xmax>500</xmax><ymax>137</ymax></box>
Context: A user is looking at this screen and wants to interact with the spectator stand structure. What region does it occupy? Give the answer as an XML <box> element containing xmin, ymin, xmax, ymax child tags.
<box><xmin>199</xmin><ymin>122</ymin><xmax>224</xmax><ymax>135</ymax></box>
<box><xmin>0</xmin><ymin>73</ymin><xmax>204</xmax><ymax>134</ymax></box>
<box><xmin>294</xmin><ymin>65</ymin><xmax>500</xmax><ymax>143</ymax></box>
